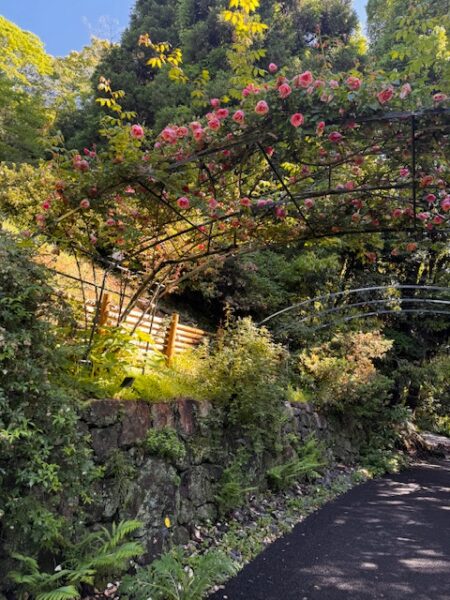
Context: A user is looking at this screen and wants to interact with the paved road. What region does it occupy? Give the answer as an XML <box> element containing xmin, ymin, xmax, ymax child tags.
<box><xmin>210</xmin><ymin>459</ymin><xmax>450</xmax><ymax>600</ymax></box>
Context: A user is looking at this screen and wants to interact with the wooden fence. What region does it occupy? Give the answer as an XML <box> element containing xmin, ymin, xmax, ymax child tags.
<box><xmin>85</xmin><ymin>294</ymin><xmax>208</xmax><ymax>362</ymax></box>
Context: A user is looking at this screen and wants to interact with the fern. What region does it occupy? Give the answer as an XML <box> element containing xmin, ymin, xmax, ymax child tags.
<box><xmin>9</xmin><ymin>520</ymin><xmax>144</xmax><ymax>599</ymax></box>
<box><xmin>267</xmin><ymin>437</ymin><xmax>327</xmax><ymax>492</ymax></box>
<box><xmin>120</xmin><ymin>546</ymin><xmax>237</xmax><ymax>600</ymax></box>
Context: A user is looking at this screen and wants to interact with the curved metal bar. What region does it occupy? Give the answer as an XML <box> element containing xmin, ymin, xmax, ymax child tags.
<box><xmin>313</xmin><ymin>309</ymin><xmax>450</xmax><ymax>331</ymax></box>
<box><xmin>259</xmin><ymin>285</ymin><xmax>450</xmax><ymax>325</ymax></box>
<box><xmin>298</xmin><ymin>298</ymin><xmax>450</xmax><ymax>323</ymax></box>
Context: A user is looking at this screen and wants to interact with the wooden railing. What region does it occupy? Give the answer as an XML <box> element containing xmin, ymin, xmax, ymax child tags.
<box><xmin>85</xmin><ymin>295</ymin><xmax>208</xmax><ymax>361</ymax></box>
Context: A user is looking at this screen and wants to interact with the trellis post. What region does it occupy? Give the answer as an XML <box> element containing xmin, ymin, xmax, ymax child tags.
<box><xmin>164</xmin><ymin>313</ymin><xmax>179</xmax><ymax>365</ymax></box>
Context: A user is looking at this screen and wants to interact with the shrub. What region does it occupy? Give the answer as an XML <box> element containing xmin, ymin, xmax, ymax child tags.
<box><xmin>145</xmin><ymin>427</ymin><xmax>186</xmax><ymax>463</ymax></box>
<box><xmin>0</xmin><ymin>232</ymin><xmax>99</xmax><ymax>565</ymax></box>
<box><xmin>200</xmin><ymin>318</ymin><xmax>288</xmax><ymax>453</ymax></box>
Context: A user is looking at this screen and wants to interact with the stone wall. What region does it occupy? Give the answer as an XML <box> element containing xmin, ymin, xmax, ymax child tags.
<box><xmin>81</xmin><ymin>398</ymin><xmax>359</xmax><ymax>560</ymax></box>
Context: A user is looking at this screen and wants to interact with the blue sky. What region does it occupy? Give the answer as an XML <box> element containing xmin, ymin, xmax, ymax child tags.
<box><xmin>0</xmin><ymin>0</ymin><xmax>367</xmax><ymax>56</ymax></box>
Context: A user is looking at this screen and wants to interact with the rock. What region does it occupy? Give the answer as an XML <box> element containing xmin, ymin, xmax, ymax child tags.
<box><xmin>91</xmin><ymin>423</ymin><xmax>120</xmax><ymax>462</ymax></box>
<box><xmin>177</xmin><ymin>399</ymin><xmax>197</xmax><ymax>436</ymax></box>
<box><xmin>119</xmin><ymin>401</ymin><xmax>152</xmax><ymax>447</ymax></box>
<box><xmin>82</xmin><ymin>399</ymin><xmax>122</xmax><ymax>427</ymax></box>
<box><xmin>151</xmin><ymin>403</ymin><xmax>175</xmax><ymax>429</ymax></box>
<box><xmin>421</xmin><ymin>432</ymin><xmax>450</xmax><ymax>455</ymax></box>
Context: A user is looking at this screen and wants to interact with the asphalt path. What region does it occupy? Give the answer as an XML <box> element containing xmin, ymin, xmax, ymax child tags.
<box><xmin>210</xmin><ymin>459</ymin><xmax>450</xmax><ymax>600</ymax></box>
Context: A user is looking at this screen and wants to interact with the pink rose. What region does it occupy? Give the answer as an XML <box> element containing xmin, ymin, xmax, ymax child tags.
<box><xmin>278</xmin><ymin>83</ymin><xmax>292</xmax><ymax>99</ymax></box>
<box><xmin>441</xmin><ymin>197</ymin><xmax>450</xmax><ymax>212</ymax></box>
<box><xmin>177</xmin><ymin>126</ymin><xmax>189</xmax><ymax>138</ymax></box>
<box><xmin>177</xmin><ymin>196</ymin><xmax>190</xmax><ymax>209</ymax></box>
<box><xmin>425</xmin><ymin>193</ymin><xmax>436</xmax><ymax>204</ymax></box>
<box><xmin>255</xmin><ymin>100</ymin><xmax>269</xmax><ymax>115</ymax></box>
<box><xmin>190</xmin><ymin>121</ymin><xmax>202</xmax><ymax>131</ymax></box>
<box><xmin>399</xmin><ymin>167</ymin><xmax>410</xmax><ymax>177</ymax></box>
<box><xmin>41</xmin><ymin>200</ymin><xmax>51</xmax><ymax>210</ymax></box>
<box><xmin>399</xmin><ymin>83</ymin><xmax>412</xmax><ymax>99</ymax></box>
<box><xmin>240</xmin><ymin>197</ymin><xmax>252</xmax><ymax>207</ymax></box>
<box><xmin>293</xmin><ymin>71</ymin><xmax>313</xmax><ymax>88</ymax></box>
<box><xmin>316</xmin><ymin>121</ymin><xmax>325</xmax><ymax>136</ymax></box>
<box><xmin>161</xmin><ymin>127</ymin><xmax>177</xmax><ymax>143</ymax></box>
<box><xmin>433</xmin><ymin>93</ymin><xmax>448</xmax><ymax>103</ymax></box>
<box><xmin>377</xmin><ymin>87</ymin><xmax>394</xmax><ymax>104</ymax></box>
<box><xmin>80</xmin><ymin>199</ymin><xmax>90</xmax><ymax>209</ymax></box>
<box><xmin>433</xmin><ymin>214</ymin><xmax>444</xmax><ymax>225</ymax></box>
<box><xmin>392</xmin><ymin>208</ymin><xmax>403</xmax><ymax>219</ymax></box>
<box><xmin>232</xmin><ymin>110</ymin><xmax>245</xmax><ymax>123</ymax></box>
<box><xmin>216</xmin><ymin>108</ymin><xmax>229</xmax><ymax>120</ymax></box>
<box><xmin>314</xmin><ymin>79</ymin><xmax>326</xmax><ymax>89</ymax></box>
<box><xmin>193</xmin><ymin>128</ymin><xmax>205</xmax><ymax>142</ymax></box>
<box><xmin>304</xmin><ymin>198</ymin><xmax>315</xmax><ymax>209</ymax></box>
<box><xmin>344</xmin><ymin>181</ymin><xmax>355</xmax><ymax>190</ymax></box>
<box><xmin>208</xmin><ymin>118</ymin><xmax>221</xmax><ymax>131</ymax></box>
<box><xmin>268</xmin><ymin>63</ymin><xmax>278</xmax><ymax>73</ymax></box>
<box><xmin>417</xmin><ymin>212</ymin><xmax>430</xmax><ymax>221</ymax></box>
<box><xmin>208</xmin><ymin>198</ymin><xmax>218</xmax><ymax>209</ymax></box>
<box><xmin>290</xmin><ymin>113</ymin><xmax>304</xmax><ymax>127</ymax></box>
<box><xmin>106</xmin><ymin>218</ymin><xmax>116</xmax><ymax>227</ymax></box>
<box><xmin>130</xmin><ymin>124</ymin><xmax>145</xmax><ymax>139</ymax></box>
<box><xmin>346</xmin><ymin>76</ymin><xmax>361</xmax><ymax>91</ymax></box>
<box><xmin>210</xmin><ymin>98</ymin><xmax>220</xmax><ymax>108</ymax></box>
<box><xmin>329</xmin><ymin>79</ymin><xmax>339</xmax><ymax>89</ymax></box>
<box><xmin>275</xmin><ymin>206</ymin><xmax>286</xmax><ymax>219</ymax></box>
<box><xmin>328</xmin><ymin>131</ymin><xmax>343</xmax><ymax>143</ymax></box>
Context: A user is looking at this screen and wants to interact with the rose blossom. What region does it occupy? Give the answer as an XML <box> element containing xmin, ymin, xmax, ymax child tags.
<box><xmin>161</xmin><ymin>127</ymin><xmax>177</xmax><ymax>143</ymax></box>
<box><xmin>240</xmin><ymin>197</ymin><xmax>252</xmax><ymax>207</ymax></box>
<box><xmin>210</xmin><ymin>98</ymin><xmax>220</xmax><ymax>108</ymax></box>
<box><xmin>399</xmin><ymin>167</ymin><xmax>410</xmax><ymax>177</ymax></box>
<box><xmin>177</xmin><ymin>196</ymin><xmax>190</xmax><ymax>209</ymax></box>
<box><xmin>433</xmin><ymin>215</ymin><xmax>444</xmax><ymax>225</ymax></box>
<box><xmin>328</xmin><ymin>131</ymin><xmax>343</xmax><ymax>143</ymax></box>
<box><xmin>346</xmin><ymin>76</ymin><xmax>361</xmax><ymax>91</ymax></box>
<box><xmin>275</xmin><ymin>206</ymin><xmax>286</xmax><ymax>219</ymax></box>
<box><xmin>441</xmin><ymin>197</ymin><xmax>450</xmax><ymax>212</ymax></box>
<box><xmin>392</xmin><ymin>208</ymin><xmax>403</xmax><ymax>219</ymax></box>
<box><xmin>329</xmin><ymin>79</ymin><xmax>339</xmax><ymax>89</ymax></box>
<box><xmin>304</xmin><ymin>198</ymin><xmax>315</xmax><ymax>209</ymax></box>
<box><xmin>316</xmin><ymin>121</ymin><xmax>325</xmax><ymax>136</ymax></box>
<box><xmin>208</xmin><ymin>118</ymin><xmax>221</xmax><ymax>131</ymax></box>
<box><xmin>293</xmin><ymin>71</ymin><xmax>313</xmax><ymax>88</ymax></box>
<box><xmin>130</xmin><ymin>124</ymin><xmax>145</xmax><ymax>139</ymax></box>
<box><xmin>216</xmin><ymin>108</ymin><xmax>229</xmax><ymax>119</ymax></box>
<box><xmin>255</xmin><ymin>100</ymin><xmax>269</xmax><ymax>115</ymax></box>
<box><xmin>377</xmin><ymin>87</ymin><xmax>394</xmax><ymax>104</ymax></box>
<box><xmin>80</xmin><ymin>199</ymin><xmax>90</xmax><ymax>209</ymax></box>
<box><xmin>232</xmin><ymin>110</ymin><xmax>245</xmax><ymax>124</ymax></box>
<box><xmin>268</xmin><ymin>63</ymin><xmax>278</xmax><ymax>73</ymax></box>
<box><xmin>278</xmin><ymin>83</ymin><xmax>292</xmax><ymax>99</ymax></box>
<box><xmin>400</xmin><ymin>83</ymin><xmax>412</xmax><ymax>99</ymax></box>
<box><xmin>290</xmin><ymin>113</ymin><xmax>304</xmax><ymax>127</ymax></box>
<box><xmin>192</xmin><ymin>128</ymin><xmax>205</xmax><ymax>142</ymax></box>
<box><xmin>433</xmin><ymin>93</ymin><xmax>448</xmax><ymax>103</ymax></box>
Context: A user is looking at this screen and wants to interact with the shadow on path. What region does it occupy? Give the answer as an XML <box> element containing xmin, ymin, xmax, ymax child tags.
<box><xmin>209</xmin><ymin>459</ymin><xmax>450</xmax><ymax>600</ymax></box>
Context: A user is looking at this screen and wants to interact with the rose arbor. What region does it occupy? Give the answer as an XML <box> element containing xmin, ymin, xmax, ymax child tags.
<box><xmin>37</xmin><ymin>70</ymin><xmax>450</xmax><ymax>340</ymax></box>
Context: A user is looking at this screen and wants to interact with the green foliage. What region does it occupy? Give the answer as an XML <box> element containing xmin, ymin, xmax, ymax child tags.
<box><xmin>145</xmin><ymin>427</ymin><xmax>186</xmax><ymax>463</ymax></box>
<box><xmin>0</xmin><ymin>231</ymin><xmax>99</xmax><ymax>558</ymax></box>
<box><xmin>9</xmin><ymin>520</ymin><xmax>144</xmax><ymax>599</ymax></box>
<box><xmin>120</xmin><ymin>546</ymin><xmax>237</xmax><ymax>600</ymax></box>
<box><xmin>267</xmin><ymin>437</ymin><xmax>326</xmax><ymax>491</ymax></box>
<box><xmin>215</xmin><ymin>452</ymin><xmax>257</xmax><ymax>515</ymax></box>
<box><xmin>201</xmin><ymin>318</ymin><xmax>287</xmax><ymax>453</ymax></box>
<box><xmin>359</xmin><ymin>447</ymin><xmax>408</xmax><ymax>477</ymax></box>
<box><xmin>0</xmin><ymin>16</ymin><xmax>53</xmax><ymax>85</ymax></box>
